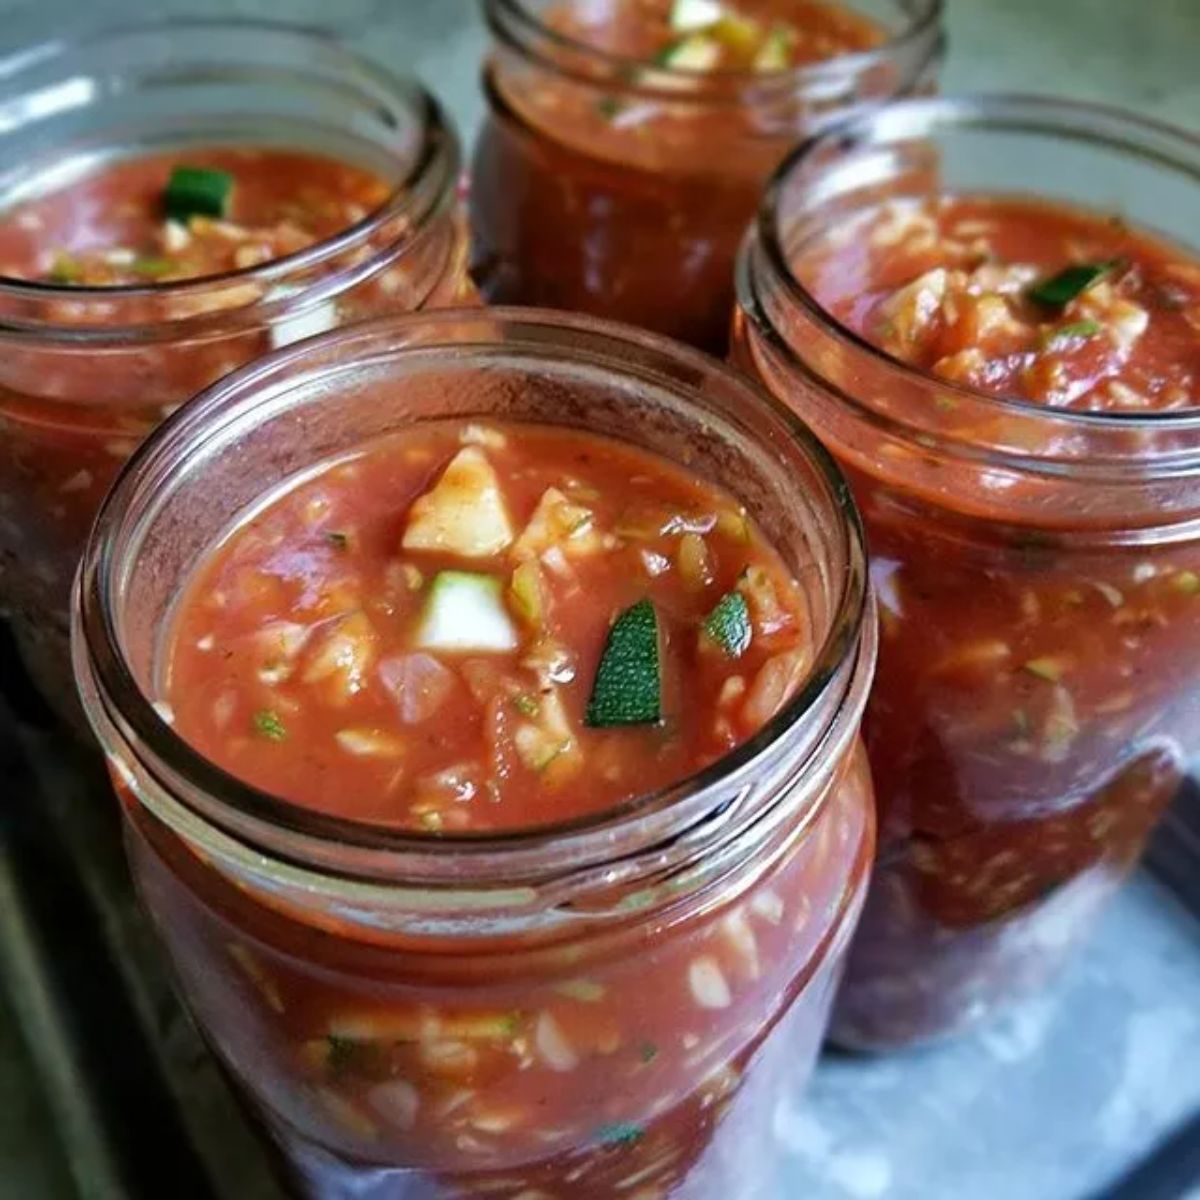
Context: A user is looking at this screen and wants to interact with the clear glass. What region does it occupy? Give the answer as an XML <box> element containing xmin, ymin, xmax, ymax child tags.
<box><xmin>470</xmin><ymin>0</ymin><xmax>943</xmax><ymax>355</ymax></box>
<box><xmin>0</xmin><ymin>18</ymin><xmax>472</xmax><ymax>729</ymax></box>
<box><xmin>734</xmin><ymin>95</ymin><xmax>1200</xmax><ymax>1049</ymax></box>
<box><xmin>74</xmin><ymin>308</ymin><xmax>877</xmax><ymax>1197</ymax></box>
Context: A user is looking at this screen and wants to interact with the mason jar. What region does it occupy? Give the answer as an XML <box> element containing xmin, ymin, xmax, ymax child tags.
<box><xmin>74</xmin><ymin>308</ymin><xmax>876</xmax><ymax>1197</ymax></box>
<box><xmin>0</xmin><ymin>19</ymin><xmax>473</xmax><ymax>727</ymax></box>
<box><xmin>734</xmin><ymin>95</ymin><xmax>1200</xmax><ymax>1048</ymax></box>
<box><xmin>470</xmin><ymin>0</ymin><xmax>942</xmax><ymax>354</ymax></box>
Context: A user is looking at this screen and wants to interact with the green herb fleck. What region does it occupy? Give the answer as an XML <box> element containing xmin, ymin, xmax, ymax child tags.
<box><xmin>513</xmin><ymin>693</ymin><xmax>541</xmax><ymax>718</ymax></box>
<box><xmin>253</xmin><ymin>709</ymin><xmax>287</xmax><ymax>741</ymax></box>
<box><xmin>638</xmin><ymin>1041</ymin><xmax>659</xmax><ymax>1063</ymax></box>
<box><xmin>324</xmin><ymin>530</ymin><xmax>349</xmax><ymax>551</ymax></box>
<box><xmin>596</xmin><ymin>96</ymin><xmax>625</xmax><ymax>121</ymax></box>
<box><xmin>1040</xmin><ymin>319</ymin><xmax>1101</xmax><ymax>348</ymax></box>
<box><xmin>594</xmin><ymin>1121</ymin><xmax>644</xmax><ymax>1147</ymax></box>
<box><xmin>1028</xmin><ymin>261</ymin><xmax>1119</xmax><ymax>309</ymax></box>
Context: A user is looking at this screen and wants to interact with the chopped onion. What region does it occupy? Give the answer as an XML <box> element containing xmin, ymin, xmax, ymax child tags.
<box><xmin>378</xmin><ymin>653</ymin><xmax>456</xmax><ymax>724</ymax></box>
<box><xmin>688</xmin><ymin>956</ymin><xmax>732</xmax><ymax>1009</ymax></box>
<box><xmin>534</xmin><ymin>1011</ymin><xmax>579</xmax><ymax>1071</ymax></box>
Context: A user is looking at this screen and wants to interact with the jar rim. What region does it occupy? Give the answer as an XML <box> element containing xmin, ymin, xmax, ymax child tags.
<box><xmin>749</xmin><ymin>92</ymin><xmax>1200</xmax><ymax>440</ymax></box>
<box><xmin>0</xmin><ymin>17</ymin><xmax>460</xmax><ymax>339</ymax></box>
<box><xmin>75</xmin><ymin>307</ymin><xmax>871</xmax><ymax>878</ymax></box>
<box><xmin>484</xmin><ymin>0</ymin><xmax>943</xmax><ymax>103</ymax></box>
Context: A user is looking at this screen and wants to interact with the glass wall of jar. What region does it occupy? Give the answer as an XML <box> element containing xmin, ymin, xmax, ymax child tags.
<box><xmin>734</xmin><ymin>95</ymin><xmax>1200</xmax><ymax>1049</ymax></box>
<box><xmin>74</xmin><ymin>309</ymin><xmax>877</xmax><ymax>1197</ymax></box>
<box><xmin>470</xmin><ymin>0</ymin><xmax>942</xmax><ymax>356</ymax></box>
<box><xmin>0</xmin><ymin>19</ymin><xmax>472</xmax><ymax>728</ymax></box>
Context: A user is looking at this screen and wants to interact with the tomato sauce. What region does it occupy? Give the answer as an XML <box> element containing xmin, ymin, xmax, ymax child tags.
<box><xmin>803</xmin><ymin>196</ymin><xmax>1199</xmax><ymax>410</ymax></box>
<box><xmin>0</xmin><ymin>147</ymin><xmax>389</xmax><ymax>286</ymax></box>
<box><xmin>165</xmin><ymin>421</ymin><xmax>815</xmax><ymax>831</ymax></box>
<box><xmin>0</xmin><ymin>144</ymin><xmax>471</xmax><ymax>725</ymax></box>
<box><xmin>133</xmin><ymin>417</ymin><xmax>875</xmax><ymax>1194</ymax></box>
<box><xmin>471</xmin><ymin>0</ymin><xmax>914</xmax><ymax>353</ymax></box>
<box><xmin>737</xmin><ymin>189</ymin><xmax>1200</xmax><ymax>1047</ymax></box>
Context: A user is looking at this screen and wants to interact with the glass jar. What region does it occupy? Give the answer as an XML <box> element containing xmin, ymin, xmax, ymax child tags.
<box><xmin>74</xmin><ymin>309</ymin><xmax>877</xmax><ymax>1198</ymax></box>
<box><xmin>734</xmin><ymin>96</ymin><xmax>1200</xmax><ymax>1049</ymax></box>
<box><xmin>470</xmin><ymin>0</ymin><xmax>942</xmax><ymax>355</ymax></box>
<box><xmin>0</xmin><ymin>19</ymin><xmax>472</xmax><ymax>728</ymax></box>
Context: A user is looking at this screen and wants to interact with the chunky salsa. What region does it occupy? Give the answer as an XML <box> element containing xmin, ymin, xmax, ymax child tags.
<box><xmin>0</xmin><ymin>144</ymin><xmax>470</xmax><ymax>725</ymax></box>
<box><xmin>806</xmin><ymin>196</ymin><xmax>1199</xmax><ymax>410</ymax></box>
<box><xmin>472</xmin><ymin>0</ymin><xmax>899</xmax><ymax>353</ymax></box>
<box><xmin>739</xmin><ymin>193</ymin><xmax>1200</xmax><ymax>1047</ymax></box>
<box><xmin>165</xmin><ymin>421</ymin><xmax>817</xmax><ymax>828</ymax></box>
<box><xmin>133</xmin><ymin>418</ymin><xmax>874</xmax><ymax>1193</ymax></box>
<box><xmin>0</xmin><ymin>148</ymin><xmax>389</xmax><ymax>286</ymax></box>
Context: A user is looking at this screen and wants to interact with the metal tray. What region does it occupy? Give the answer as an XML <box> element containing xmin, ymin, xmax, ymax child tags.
<box><xmin>1</xmin><ymin>622</ymin><xmax>1198</xmax><ymax>1200</ymax></box>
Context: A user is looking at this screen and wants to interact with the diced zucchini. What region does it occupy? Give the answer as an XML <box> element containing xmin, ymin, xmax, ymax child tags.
<box><xmin>658</xmin><ymin>32</ymin><xmax>722</xmax><ymax>71</ymax></box>
<box><xmin>585</xmin><ymin>599</ymin><xmax>662</xmax><ymax>727</ymax></box>
<box><xmin>402</xmin><ymin>447</ymin><xmax>514</xmax><ymax>558</ymax></box>
<box><xmin>1023</xmin><ymin>656</ymin><xmax>1066</xmax><ymax>683</ymax></box>
<box><xmin>713</xmin><ymin>10</ymin><xmax>762</xmax><ymax>53</ymax></box>
<box><xmin>508</xmin><ymin>560</ymin><xmax>547</xmax><ymax>627</ymax></box>
<box><xmin>514</xmin><ymin>687</ymin><xmax>579</xmax><ymax>774</ymax></box>
<box><xmin>753</xmin><ymin>25</ymin><xmax>795</xmax><ymax>71</ymax></box>
<box><xmin>164</xmin><ymin>166</ymin><xmax>233</xmax><ymax>221</ymax></box>
<box><xmin>669</xmin><ymin>0</ymin><xmax>724</xmax><ymax>32</ymax></box>
<box><xmin>416</xmin><ymin>571</ymin><xmax>517</xmax><ymax>653</ymax></box>
<box><xmin>703</xmin><ymin>590</ymin><xmax>752</xmax><ymax>657</ymax></box>
<box><xmin>1027</xmin><ymin>261</ymin><xmax>1118</xmax><ymax>309</ymax></box>
<box><xmin>329</xmin><ymin>1009</ymin><xmax>521</xmax><ymax>1042</ymax></box>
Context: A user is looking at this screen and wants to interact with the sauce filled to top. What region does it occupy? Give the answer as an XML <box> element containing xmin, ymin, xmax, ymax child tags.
<box><xmin>164</xmin><ymin>420</ymin><xmax>814</xmax><ymax>831</ymax></box>
<box><xmin>801</xmin><ymin>195</ymin><xmax>1200</xmax><ymax>411</ymax></box>
<box><xmin>472</xmin><ymin>0</ymin><xmax>900</xmax><ymax>352</ymax></box>
<box><xmin>551</xmin><ymin>0</ymin><xmax>882</xmax><ymax>73</ymax></box>
<box><xmin>0</xmin><ymin>146</ymin><xmax>389</xmax><ymax>287</ymax></box>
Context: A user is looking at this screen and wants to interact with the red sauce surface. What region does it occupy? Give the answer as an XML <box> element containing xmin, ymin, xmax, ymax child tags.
<box><xmin>471</xmin><ymin>0</ymin><xmax>890</xmax><ymax>352</ymax></box>
<box><xmin>804</xmin><ymin>196</ymin><xmax>1200</xmax><ymax>410</ymax></box>
<box><xmin>736</xmin><ymin>195</ymin><xmax>1200</xmax><ymax>1047</ymax></box>
<box><xmin>0</xmin><ymin>147</ymin><xmax>388</xmax><ymax>285</ymax></box>
<box><xmin>165</xmin><ymin>421</ymin><xmax>813</xmax><ymax>831</ymax></box>
<box><xmin>131</xmin><ymin>417</ymin><xmax>874</xmax><ymax>1194</ymax></box>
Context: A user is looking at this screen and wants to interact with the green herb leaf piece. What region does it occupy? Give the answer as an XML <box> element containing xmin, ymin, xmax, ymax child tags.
<box><xmin>253</xmin><ymin>709</ymin><xmax>288</xmax><ymax>741</ymax></box>
<box><xmin>1028</xmin><ymin>261</ymin><xmax>1118</xmax><ymax>309</ymax></box>
<box><xmin>703</xmin><ymin>589</ymin><xmax>752</xmax><ymax>658</ymax></box>
<box><xmin>594</xmin><ymin>1120</ymin><xmax>645</xmax><ymax>1147</ymax></box>
<box><xmin>585</xmin><ymin>599</ymin><xmax>662</xmax><ymax>727</ymax></box>
<box><xmin>324</xmin><ymin>531</ymin><xmax>349</xmax><ymax>550</ymax></box>
<box><xmin>1041</xmin><ymin>319</ymin><xmax>1101</xmax><ymax>348</ymax></box>
<box><xmin>165</xmin><ymin>166</ymin><xmax>234</xmax><ymax>221</ymax></box>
